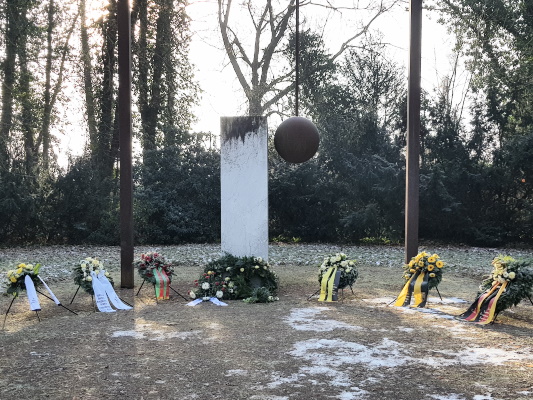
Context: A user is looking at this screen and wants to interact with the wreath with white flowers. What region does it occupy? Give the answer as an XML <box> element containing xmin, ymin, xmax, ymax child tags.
<box><xmin>134</xmin><ymin>252</ymin><xmax>175</xmax><ymax>284</ymax></box>
<box><xmin>5</xmin><ymin>263</ymin><xmax>42</xmax><ymax>297</ymax></box>
<box><xmin>402</xmin><ymin>251</ymin><xmax>445</xmax><ymax>290</ymax></box>
<box><xmin>190</xmin><ymin>254</ymin><xmax>279</xmax><ymax>302</ymax></box>
<box><xmin>72</xmin><ymin>257</ymin><xmax>113</xmax><ymax>295</ymax></box>
<box><xmin>318</xmin><ymin>253</ymin><xmax>358</xmax><ymax>289</ymax></box>
<box><xmin>478</xmin><ymin>255</ymin><xmax>533</xmax><ymax>313</ymax></box>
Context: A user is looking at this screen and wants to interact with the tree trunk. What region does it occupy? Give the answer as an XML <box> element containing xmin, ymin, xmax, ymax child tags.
<box><xmin>80</xmin><ymin>0</ymin><xmax>98</xmax><ymax>152</ymax></box>
<box><xmin>97</xmin><ymin>0</ymin><xmax>118</xmax><ymax>177</ymax></box>
<box><xmin>0</xmin><ymin>0</ymin><xmax>20</xmax><ymax>172</ymax></box>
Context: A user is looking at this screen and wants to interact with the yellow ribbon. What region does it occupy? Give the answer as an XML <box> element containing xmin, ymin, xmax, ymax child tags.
<box><xmin>318</xmin><ymin>267</ymin><xmax>337</xmax><ymax>302</ymax></box>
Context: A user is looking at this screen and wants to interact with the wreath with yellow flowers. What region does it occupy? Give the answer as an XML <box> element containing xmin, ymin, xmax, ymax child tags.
<box><xmin>402</xmin><ymin>251</ymin><xmax>445</xmax><ymax>290</ymax></box>
<box><xmin>72</xmin><ymin>257</ymin><xmax>114</xmax><ymax>295</ymax></box>
<box><xmin>5</xmin><ymin>263</ymin><xmax>42</xmax><ymax>297</ymax></box>
<box><xmin>478</xmin><ymin>255</ymin><xmax>533</xmax><ymax>313</ymax></box>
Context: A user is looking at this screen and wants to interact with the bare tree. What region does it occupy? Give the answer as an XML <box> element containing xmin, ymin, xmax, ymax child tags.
<box><xmin>217</xmin><ymin>0</ymin><xmax>400</xmax><ymax>116</ymax></box>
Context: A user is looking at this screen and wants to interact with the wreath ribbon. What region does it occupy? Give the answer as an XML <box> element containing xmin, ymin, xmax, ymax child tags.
<box><xmin>395</xmin><ymin>270</ymin><xmax>429</xmax><ymax>307</ymax></box>
<box><xmin>319</xmin><ymin>267</ymin><xmax>340</xmax><ymax>302</ymax></box>
<box><xmin>154</xmin><ymin>267</ymin><xmax>170</xmax><ymax>300</ymax></box>
<box><xmin>458</xmin><ymin>281</ymin><xmax>508</xmax><ymax>324</ymax></box>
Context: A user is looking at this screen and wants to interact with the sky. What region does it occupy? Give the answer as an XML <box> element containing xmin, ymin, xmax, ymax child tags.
<box><xmin>59</xmin><ymin>1</ymin><xmax>466</xmax><ymax>163</ymax></box>
<box><xmin>185</xmin><ymin>0</ymin><xmax>466</xmax><ymax>137</ymax></box>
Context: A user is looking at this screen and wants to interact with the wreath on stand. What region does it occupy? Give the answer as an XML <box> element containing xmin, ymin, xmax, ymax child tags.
<box><xmin>72</xmin><ymin>257</ymin><xmax>113</xmax><ymax>295</ymax></box>
<box><xmin>134</xmin><ymin>252</ymin><xmax>175</xmax><ymax>284</ymax></box>
<box><xmin>5</xmin><ymin>263</ymin><xmax>42</xmax><ymax>298</ymax></box>
<box><xmin>458</xmin><ymin>256</ymin><xmax>533</xmax><ymax>324</ymax></box>
<box><xmin>190</xmin><ymin>254</ymin><xmax>279</xmax><ymax>303</ymax></box>
<box><xmin>318</xmin><ymin>253</ymin><xmax>358</xmax><ymax>290</ymax></box>
<box><xmin>394</xmin><ymin>251</ymin><xmax>446</xmax><ymax>307</ymax></box>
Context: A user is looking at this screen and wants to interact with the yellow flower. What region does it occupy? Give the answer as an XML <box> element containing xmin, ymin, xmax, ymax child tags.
<box><xmin>427</xmin><ymin>265</ymin><xmax>435</xmax><ymax>271</ymax></box>
<box><xmin>408</xmin><ymin>260</ymin><xmax>415</xmax><ymax>267</ymax></box>
<box><xmin>16</xmin><ymin>268</ymin><xmax>23</xmax><ymax>274</ymax></box>
<box><xmin>25</xmin><ymin>264</ymin><xmax>33</xmax><ymax>270</ymax></box>
<box><xmin>418</xmin><ymin>261</ymin><xmax>425</xmax><ymax>267</ymax></box>
<box><xmin>432</xmin><ymin>254</ymin><xmax>439</xmax><ymax>259</ymax></box>
<box><xmin>436</xmin><ymin>261</ymin><xmax>444</xmax><ymax>268</ymax></box>
<box><xmin>17</xmin><ymin>263</ymin><xmax>26</xmax><ymax>269</ymax></box>
<box><xmin>409</xmin><ymin>268</ymin><xmax>416</xmax><ymax>273</ymax></box>
<box><xmin>427</xmin><ymin>256</ymin><xmax>436</xmax><ymax>263</ymax></box>
<box><xmin>10</xmin><ymin>276</ymin><xmax>17</xmax><ymax>283</ymax></box>
<box><xmin>429</xmin><ymin>273</ymin><xmax>436</xmax><ymax>278</ymax></box>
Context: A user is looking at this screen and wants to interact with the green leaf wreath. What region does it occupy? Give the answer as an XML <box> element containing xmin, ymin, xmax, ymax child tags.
<box><xmin>72</xmin><ymin>257</ymin><xmax>114</xmax><ymax>295</ymax></box>
<box><xmin>134</xmin><ymin>252</ymin><xmax>175</xmax><ymax>284</ymax></box>
<box><xmin>5</xmin><ymin>263</ymin><xmax>42</xmax><ymax>297</ymax></box>
<box><xmin>402</xmin><ymin>251</ymin><xmax>445</xmax><ymax>290</ymax></box>
<box><xmin>478</xmin><ymin>255</ymin><xmax>533</xmax><ymax>313</ymax></box>
<box><xmin>190</xmin><ymin>254</ymin><xmax>279</xmax><ymax>302</ymax></box>
<box><xmin>318</xmin><ymin>253</ymin><xmax>358</xmax><ymax>289</ymax></box>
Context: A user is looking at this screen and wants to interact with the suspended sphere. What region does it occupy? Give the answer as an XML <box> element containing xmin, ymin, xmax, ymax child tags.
<box><xmin>274</xmin><ymin>117</ymin><xmax>319</xmax><ymax>163</ymax></box>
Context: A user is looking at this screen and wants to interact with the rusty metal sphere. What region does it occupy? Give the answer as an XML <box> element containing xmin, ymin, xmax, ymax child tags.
<box><xmin>274</xmin><ymin>116</ymin><xmax>319</xmax><ymax>163</ymax></box>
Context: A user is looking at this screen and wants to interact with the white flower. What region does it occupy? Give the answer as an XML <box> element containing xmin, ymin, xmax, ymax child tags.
<box><xmin>268</xmin><ymin>296</ymin><xmax>273</xmax><ymax>302</ymax></box>
<box><xmin>216</xmin><ymin>290</ymin><xmax>223</xmax><ymax>299</ymax></box>
<box><xmin>229</xmin><ymin>289</ymin><xmax>234</xmax><ymax>293</ymax></box>
<box><xmin>257</xmin><ymin>257</ymin><xmax>263</xmax><ymax>263</ymax></box>
<box><xmin>349</xmin><ymin>261</ymin><xmax>354</xmax><ymax>266</ymax></box>
<box><xmin>201</xmin><ymin>282</ymin><xmax>210</xmax><ymax>290</ymax></box>
<box><xmin>189</xmin><ymin>291</ymin><xmax>196</xmax><ymax>299</ymax></box>
<box><xmin>346</xmin><ymin>268</ymin><xmax>351</xmax><ymax>273</ymax></box>
<box><xmin>228</xmin><ymin>282</ymin><xmax>234</xmax><ymax>288</ymax></box>
<box><xmin>334</xmin><ymin>256</ymin><xmax>342</xmax><ymax>263</ymax></box>
<box><xmin>225</xmin><ymin>277</ymin><xmax>230</xmax><ymax>281</ymax></box>
<box><xmin>86</xmin><ymin>276</ymin><xmax>92</xmax><ymax>282</ymax></box>
<box><xmin>226</xmin><ymin>267</ymin><xmax>231</xmax><ymax>271</ymax></box>
<box><xmin>508</xmin><ymin>271</ymin><xmax>516</xmax><ymax>280</ymax></box>
<box><xmin>104</xmin><ymin>271</ymin><xmax>110</xmax><ymax>277</ymax></box>
<box><xmin>94</xmin><ymin>269</ymin><xmax>100</xmax><ymax>275</ymax></box>
<box><xmin>503</xmin><ymin>272</ymin><xmax>509</xmax><ymax>278</ymax></box>
<box><xmin>340</xmin><ymin>261</ymin><xmax>348</xmax><ymax>267</ymax></box>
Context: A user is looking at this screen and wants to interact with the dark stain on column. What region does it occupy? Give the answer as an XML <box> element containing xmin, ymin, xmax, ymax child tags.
<box><xmin>221</xmin><ymin>116</ymin><xmax>266</xmax><ymax>144</ymax></box>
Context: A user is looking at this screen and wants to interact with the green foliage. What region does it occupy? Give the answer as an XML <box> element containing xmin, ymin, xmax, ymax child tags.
<box><xmin>134</xmin><ymin>142</ymin><xmax>220</xmax><ymax>244</ymax></box>
<box><xmin>192</xmin><ymin>254</ymin><xmax>279</xmax><ymax>301</ymax></box>
<box><xmin>243</xmin><ymin>287</ymin><xmax>278</xmax><ymax>304</ymax></box>
<box><xmin>478</xmin><ymin>256</ymin><xmax>533</xmax><ymax>313</ymax></box>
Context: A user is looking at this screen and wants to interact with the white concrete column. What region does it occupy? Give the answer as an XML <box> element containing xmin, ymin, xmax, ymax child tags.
<box><xmin>220</xmin><ymin>116</ymin><xmax>268</xmax><ymax>261</ymax></box>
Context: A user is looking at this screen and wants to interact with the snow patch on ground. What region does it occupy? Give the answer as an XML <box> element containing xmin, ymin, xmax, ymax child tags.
<box><xmin>111</xmin><ymin>326</ymin><xmax>202</xmax><ymax>341</ymax></box>
<box><xmin>284</xmin><ymin>307</ymin><xmax>362</xmax><ymax>332</ymax></box>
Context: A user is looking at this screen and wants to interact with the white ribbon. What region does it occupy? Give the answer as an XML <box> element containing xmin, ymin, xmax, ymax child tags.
<box><xmin>90</xmin><ymin>271</ymin><xmax>116</xmax><ymax>313</ymax></box>
<box><xmin>186</xmin><ymin>298</ymin><xmax>203</xmax><ymax>306</ymax></box>
<box><xmin>24</xmin><ymin>275</ymin><xmax>41</xmax><ymax>311</ymax></box>
<box><xmin>38</xmin><ymin>276</ymin><xmax>61</xmax><ymax>305</ymax></box>
<box><xmin>97</xmin><ymin>271</ymin><xmax>132</xmax><ymax>310</ymax></box>
<box><xmin>209</xmin><ymin>297</ymin><xmax>228</xmax><ymax>306</ymax></box>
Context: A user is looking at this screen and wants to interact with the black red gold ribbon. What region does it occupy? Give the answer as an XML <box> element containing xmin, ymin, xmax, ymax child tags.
<box><xmin>458</xmin><ymin>281</ymin><xmax>508</xmax><ymax>324</ymax></box>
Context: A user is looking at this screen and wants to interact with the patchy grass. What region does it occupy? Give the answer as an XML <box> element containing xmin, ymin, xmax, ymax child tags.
<box><xmin>0</xmin><ymin>244</ymin><xmax>532</xmax><ymax>399</ymax></box>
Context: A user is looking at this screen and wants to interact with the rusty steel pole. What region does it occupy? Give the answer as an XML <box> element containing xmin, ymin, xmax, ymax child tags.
<box><xmin>405</xmin><ymin>0</ymin><xmax>422</xmax><ymax>264</ymax></box>
<box><xmin>117</xmin><ymin>0</ymin><xmax>134</xmax><ymax>287</ymax></box>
